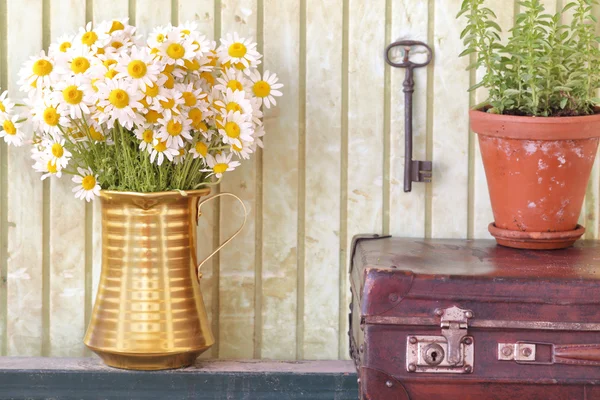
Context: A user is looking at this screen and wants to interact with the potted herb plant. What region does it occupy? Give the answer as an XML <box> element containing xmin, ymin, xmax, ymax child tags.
<box><xmin>0</xmin><ymin>20</ymin><xmax>282</xmax><ymax>369</ymax></box>
<box><xmin>458</xmin><ymin>0</ymin><xmax>600</xmax><ymax>249</ymax></box>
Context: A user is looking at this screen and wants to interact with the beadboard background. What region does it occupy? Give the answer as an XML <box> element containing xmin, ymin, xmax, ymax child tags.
<box><xmin>1</xmin><ymin>0</ymin><xmax>599</xmax><ymax>360</ymax></box>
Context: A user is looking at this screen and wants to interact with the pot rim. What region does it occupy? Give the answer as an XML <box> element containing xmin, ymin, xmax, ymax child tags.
<box><xmin>469</xmin><ymin>108</ymin><xmax>600</xmax><ymax>140</ymax></box>
<box><xmin>99</xmin><ymin>188</ymin><xmax>211</xmax><ymax>200</ymax></box>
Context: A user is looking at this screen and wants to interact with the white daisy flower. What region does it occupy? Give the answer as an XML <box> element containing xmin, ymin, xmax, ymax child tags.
<box><xmin>149</xmin><ymin>139</ymin><xmax>179</xmax><ymax>165</ymax></box>
<box><xmin>95</xmin><ymin>79</ymin><xmax>144</xmax><ymax>129</ymax></box>
<box><xmin>115</xmin><ymin>46</ymin><xmax>163</xmax><ymax>90</ymax></box>
<box><xmin>76</xmin><ymin>22</ymin><xmax>109</xmax><ymax>50</ymax></box>
<box><xmin>187</xmin><ymin>31</ymin><xmax>213</xmax><ymax>57</ymax></box>
<box><xmin>0</xmin><ymin>114</ymin><xmax>25</xmax><ymax>146</ymax></box>
<box><xmin>173</xmin><ymin>147</ymin><xmax>187</xmax><ymax>165</ymax></box>
<box><xmin>218</xmin><ymin>110</ymin><xmax>254</xmax><ymax>147</ymax></box>
<box><xmin>140</xmin><ymin>82</ymin><xmax>168</xmax><ymax>109</ymax></box>
<box><xmin>202</xmin><ymin>153</ymin><xmax>241</xmax><ymax>179</ymax></box>
<box><xmin>30</xmin><ymin>98</ymin><xmax>68</xmax><ymax>136</ymax></box>
<box><xmin>0</xmin><ymin>90</ymin><xmax>15</xmax><ymax>119</ymax></box>
<box><xmin>44</xmin><ymin>137</ymin><xmax>72</xmax><ymax>169</ymax></box>
<box><xmin>98</xmin><ymin>18</ymin><xmax>136</xmax><ymax>36</ymax></box>
<box><xmin>49</xmin><ymin>34</ymin><xmax>76</xmax><ymax>58</ymax></box>
<box><xmin>250</xmin><ymin>124</ymin><xmax>265</xmax><ymax>151</ymax></box>
<box><xmin>158</xmin><ymin>31</ymin><xmax>197</xmax><ymax>66</ymax></box>
<box><xmin>217</xmin><ymin>88</ymin><xmax>253</xmax><ymax>116</ymax></box>
<box><xmin>72</xmin><ymin>167</ymin><xmax>101</xmax><ymax>202</ymax></box>
<box><xmin>249</xmin><ymin>70</ymin><xmax>283</xmax><ymax>109</ymax></box>
<box><xmin>135</xmin><ymin>124</ymin><xmax>156</xmax><ymax>152</ymax></box>
<box><xmin>230</xmin><ymin>140</ymin><xmax>254</xmax><ymax>160</ymax></box>
<box><xmin>175</xmin><ymin>82</ymin><xmax>206</xmax><ymax>109</ymax></box>
<box><xmin>190</xmin><ymin>140</ymin><xmax>209</xmax><ymax>159</ymax></box>
<box><xmin>217</xmin><ymin>33</ymin><xmax>261</xmax><ymax>70</ymax></box>
<box><xmin>87</xmin><ymin>120</ymin><xmax>109</xmax><ymax>142</ymax></box>
<box><xmin>157</xmin><ymin>115</ymin><xmax>192</xmax><ymax>147</ymax></box>
<box><xmin>32</xmin><ymin>149</ymin><xmax>63</xmax><ymax>180</ymax></box>
<box><xmin>215</xmin><ymin>68</ymin><xmax>251</xmax><ymax>93</ymax></box>
<box><xmin>51</xmin><ymin>79</ymin><xmax>91</xmax><ymax>119</ymax></box>
<box><xmin>147</xmin><ymin>25</ymin><xmax>171</xmax><ymax>51</ymax></box>
<box><xmin>18</xmin><ymin>50</ymin><xmax>57</xmax><ymax>94</ymax></box>
<box><xmin>151</xmin><ymin>89</ymin><xmax>184</xmax><ymax>120</ymax></box>
<box><xmin>60</xmin><ymin>49</ymin><xmax>96</xmax><ymax>79</ymax></box>
<box><xmin>187</xmin><ymin>102</ymin><xmax>211</xmax><ymax>135</ymax></box>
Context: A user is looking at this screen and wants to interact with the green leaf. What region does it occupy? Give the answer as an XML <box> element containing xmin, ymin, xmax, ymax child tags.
<box><xmin>468</xmin><ymin>81</ymin><xmax>486</xmax><ymax>92</ymax></box>
<box><xmin>560</xmin><ymin>97</ymin><xmax>569</xmax><ymax>109</ymax></box>
<box><xmin>562</xmin><ymin>2</ymin><xmax>577</xmax><ymax>12</ymax></box>
<box><xmin>459</xmin><ymin>48</ymin><xmax>477</xmax><ymax>57</ymax></box>
<box><xmin>503</xmin><ymin>89</ymin><xmax>521</xmax><ymax>96</ymax></box>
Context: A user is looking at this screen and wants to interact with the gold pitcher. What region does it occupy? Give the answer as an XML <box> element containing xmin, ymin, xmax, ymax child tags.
<box><xmin>84</xmin><ymin>189</ymin><xmax>245</xmax><ymax>370</ymax></box>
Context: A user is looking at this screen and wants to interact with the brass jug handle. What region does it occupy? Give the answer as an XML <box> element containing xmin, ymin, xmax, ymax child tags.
<box><xmin>196</xmin><ymin>192</ymin><xmax>247</xmax><ymax>282</ymax></box>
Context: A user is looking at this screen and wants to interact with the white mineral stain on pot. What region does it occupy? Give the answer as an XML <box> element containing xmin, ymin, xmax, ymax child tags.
<box><xmin>538</xmin><ymin>177</ymin><xmax>543</xmax><ymax>184</ymax></box>
<box><xmin>528</xmin><ymin>202</ymin><xmax>536</xmax><ymax>208</ymax></box>
<box><xmin>524</xmin><ymin>141</ymin><xmax>537</xmax><ymax>155</ymax></box>
<box><xmin>557</xmin><ymin>155</ymin><xmax>566</xmax><ymax>164</ymax></box>
<box><xmin>538</xmin><ymin>159</ymin><xmax>548</xmax><ymax>170</ymax></box>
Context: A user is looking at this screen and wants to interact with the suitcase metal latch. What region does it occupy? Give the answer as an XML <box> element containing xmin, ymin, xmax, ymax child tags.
<box><xmin>406</xmin><ymin>306</ymin><xmax>474</xmax><ymax>374</ymax></box>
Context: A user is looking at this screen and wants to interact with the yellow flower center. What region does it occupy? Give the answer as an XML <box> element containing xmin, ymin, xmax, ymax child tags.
<box><xmin>156</xmin><ymin>33</ymin><xmax>165</xmax><ymax>43</ymax></box>
<box><xmin>43</xmin><ymin>107</ymin><xmax>60</xmax><ymax>126</ymax></box>
<box><xmin>62</xmin><ymin>85</ymin><xmax>83</xmax><ymax>105</ymax></box>
<box><xmin>234</xmin><ymin>62</ymin><xmax>246</xmax><ymax>70</ymax></box>
<box><xmin>166</xmin><ymin>120</ymin><xmax>183</xmax><ymax>136</ymax></box>
<box><xmin>47</xmin><ymin>161</ymin><xmax>58</xmax><ymax>174</ymax></box>
<box><xmin>103</xmin><ymin>59</ymin><xmax>118</xmax><ymax>68</ymax></box>
<box><xmin>188</xmin><ymin>108</ymin><xmax>202</xmax><ymax>123</ymax></box>
<box><xmin>200</xmin><ymin>71</ymin><xmax>214</xmax><ymax>86</ymax></box>
<box><xmin>109</xmin><ymin>89</ymin><xmax>129</xmax><ymax>108</ymax></box>
<box><xmin>59</xmin><ymin>41</ymin><xmax>71</xmax><ymax>52</ymax></box>
<box><xmin>227</xmin><ymin>80</ymin><xmax>243</xmax><ymax>91</ymax></box>
<box><xmin>71</xmin><ymin>57</ymin><xmax>90</xmax><ymax>74</ymax></box>
<box><xmin>232</xmin><ymin>143</ymin><xmax>243</xmax><ymax>152</ymax></box>
<box><xmin>226</xmin><ymin>102</ymin><xmax>242</xmax><ymax>113</ymax></box>
<box><xmin>160</xmin><ymin>98</ymin><xmax>175</xmax><ymax>109</ymax></box>
<box><xmin>105</xmin><ymin>68</ymin><xmax>119</xmax><ymax>79</ymax></box>
<box><xmin>109</xmin><ymin>20</ymin><xmax>125</xmax><ymax>33</ymax></box>
<box><xmin>51</xmin><ymin>143</ymin><xmax>64</xmax><ymax>158</ymax></box>
<box><xmin>81</xmin><ymin>31</ymin><xmax>98</xmax><ymax>46</ymax></box>
<box><xmin>195</xmin><ymin>142</ymin><xmax>208</xmax><ymax>156</ymax></box>
<box><xmin>163</xmin><ymin>64</ymin><xmax>175</xmax><ymax>73</ymax></box>
<box><xmin>184</xmin><ymin>59</ymin><xmax>201</xmax><ymax>71</ymax></box>
<box><xmin>163</xmin><ymin>72</ymin><xmax>175</xmax><ymax>89</ymax></box>
<box><xmin>142</xmin><ymin>130</ymin><xmax>153</xmax><ymax>143</ymax></box>
<box><xmin>111</xmin><ymin>41</ymin><xmax>123</xmax><ymax>49</ymax></box>
<box><xmin>181</xmin><ymin>29</ymin><xmax>191</xmax><ymax>36</ymax></box>
<box><xmin>90</xmin><ymin>126</ymin><xmax>105</xmax><ymax>141</ymax></box>
<box><xmin>213</xmin><ymin>163</ymin><xmax>228</xmax><ymax>174</ymax></box>
<box><xmin>253</xmin><ymin>81</ymin><xmax>271</xmax><ymax>97</ymax></box>
<box><xmin>2</xmin><ymin>120</ymin><xmax>16</xmax><ymax>135</ymax></box>
<box><xmin>224</xmin><ymin>121</ymin><xmax>240</xmax><ymax>138</ymax></box>
<box><xmin>145</xmin><ymin>110</ymin><xmax>161</xmax><ymax>123</ymax></box>
<box><xmin>32</xmin><ymin>59</ymin><xmax>53</xmax><ymax>76</ymax></box>
<box><xmin>128</xmin><ymin>60</ymin><xmax>147</xmax><ymax>78</ymax></box>
<box><xmin>91</xmin><ymin>78</ymin><xmax>99</xmax><ymax>92</ymax></box>
<box><xmin>167</xmin><ymin>43</ymin><xmax>185</xmax><ymax>59</ymax></box>
<box><xmin>0</xmin><ymin>101</ymin><xmax>5</xmax><ymax>112</ymax></box>
<box><xmin>95</xmin><ymin>47</ymin><xmax>105</xmax><ymax>55</ymax></box>
<box><xmin>81</xmin><ymin>175</ymin><xmax>96</xmax><ymax>190</ymax></box>
<box><xmin>228</xmin><ymin>42</ymin><xmax>247</xmax><ymax>58</ymax></box>
<box><xmin>144</xmin><ymin>84</ymin><xmax>159</xmax><ymax>97</ymax></box>
<box><xmin>154</xmin><ymin>140</ymin><xmax>167</xmax><ymax>152</ymax></box>
<box><xmin>182</xmin><ymin>91</ymin><xmax>197</xmax><ymax>107</ymax></box>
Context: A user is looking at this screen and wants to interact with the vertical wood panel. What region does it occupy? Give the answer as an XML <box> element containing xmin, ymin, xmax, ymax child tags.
<box><xmin>218</xmin><ymin>0</ymin><xmax>258</xmax><ymax>359</ymax></box>
<box><xmin>178</xmin><ymin>0</ymin><xmax>218</xmax><ymax>360</ymax></box>
<box><xmin>472</xmin><ymin>2</ymin><xmax>515</xmax><ymax>239</ymax></box>
<box><xmin>303</xmin><ymin>0</ymin><xmax>342</xmax><ymax>360</ymax></box>
<box><xmin>261</xmin><ymin>0</ymin><xmax>300</xmax><ymax>359</ymax></box>
<box><xmin>5</xmin><ymin>0</ymin><xmax>44</xmax><ymax>356</ymax></box>
<box><xmin>430</xmin><ymin>0</ymin><xmax>469</xmax><ymax>238</ymax></box>
<box><xmin>388</xmin><ymin>0</ymin><xmax>428</xmax><ymax>237</ymax></box>
<box><xmin>47</xmin><ymin>0</ymin><xmax>87</xmax><ymax>357</ymax></box>
<box><xmin>344</xmin><ymin>0</ymin><xmax>386</xmax><ymax>359</ymax></box>
<box><xmin>90</xmin><ymin>0</ymin><xmax>129</xmax><ymax>309</ymax></box>
<box><xmin>0</xmin><ymin>0</ymin><xmax>9</xmax><ymax>356</ymax></box>
<box><xmin>135</xmin><ymin>0</ymin><xmax>172</xmax><ymax>36</ymax></box>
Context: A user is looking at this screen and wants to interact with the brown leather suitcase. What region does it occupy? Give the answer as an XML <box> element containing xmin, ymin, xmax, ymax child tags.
<box><xmin>349</xmin><ymin>235</ymin><xmax>600</xmax><ymax>400</ymax></box>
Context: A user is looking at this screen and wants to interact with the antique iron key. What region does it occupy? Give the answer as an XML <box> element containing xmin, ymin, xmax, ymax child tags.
<box><xmin>385</xmin><ymin>40</ymin><xmax>433</xmax><ymax>192</ymax></box>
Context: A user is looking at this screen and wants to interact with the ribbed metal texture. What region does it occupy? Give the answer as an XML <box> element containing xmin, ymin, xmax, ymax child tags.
<box><xmin>84</xmin><ymin>190</ymin><xmax>214</xmax><ymax>370</ymax></box>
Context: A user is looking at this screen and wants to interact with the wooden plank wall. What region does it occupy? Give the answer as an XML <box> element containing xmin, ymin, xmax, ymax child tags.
<box><xmin>1</xmin><ymin>0</ymin><xmax>598</xmax><ymax>360</ymax></box>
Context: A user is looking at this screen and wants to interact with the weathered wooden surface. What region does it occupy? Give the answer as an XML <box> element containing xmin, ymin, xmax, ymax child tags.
<box><xmin>0</xmin><ymin>358</ymin><xmax>358</xmax><ymax>400</ymax></box>
<box><xmin>2</xmin><ymin>0</ymin><xmax>600</xmax><ymax>360</ymax></box>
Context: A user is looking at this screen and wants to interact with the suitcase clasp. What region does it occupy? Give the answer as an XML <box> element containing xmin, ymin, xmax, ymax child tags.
<box><xmin>406</xmin><ymin>306</ymin><xmax>475</xmax><ymax>374</ymax></box>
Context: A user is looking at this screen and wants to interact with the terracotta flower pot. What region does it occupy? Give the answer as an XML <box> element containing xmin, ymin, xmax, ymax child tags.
<box><xmin>470</xmin><ymin>109</ymin><xmax>600</xmax><ymax>249</ymax></box>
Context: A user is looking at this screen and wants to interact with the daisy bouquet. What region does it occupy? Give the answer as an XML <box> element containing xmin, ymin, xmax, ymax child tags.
<box><xmin>0</xmin><ymin>19</ymin><xmax>282</xmax><ymax>201</ymax></box>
